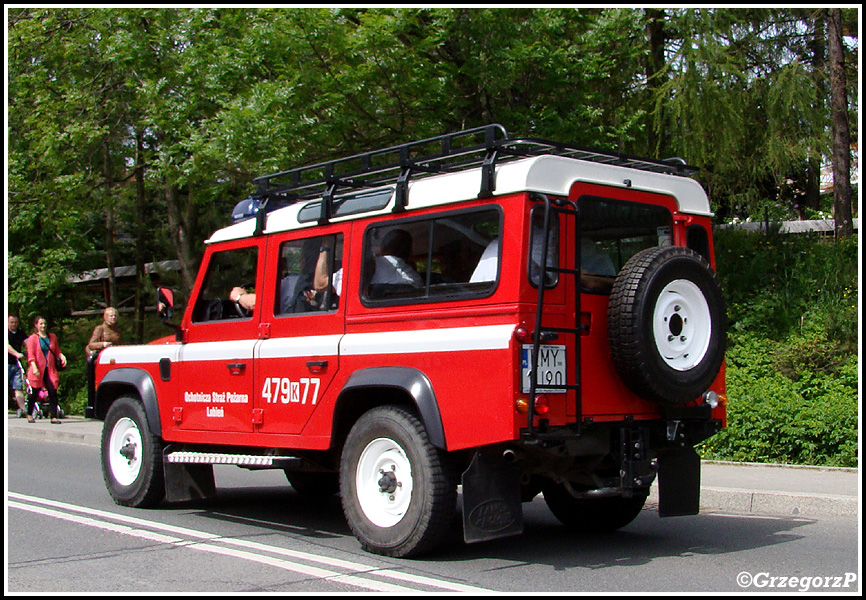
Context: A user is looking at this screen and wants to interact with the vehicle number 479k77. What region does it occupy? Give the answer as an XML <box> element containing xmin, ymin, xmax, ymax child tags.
<box><xmin>261</xmin><ymin>377</ymin><xmax>321</xmax><ymax>405</ymax></box>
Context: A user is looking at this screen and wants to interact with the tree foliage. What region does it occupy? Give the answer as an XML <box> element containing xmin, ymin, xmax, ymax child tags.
<box><xmin>7</xmin><ymin>7</ymin><xmax>858</xmax><ymax>327</ymax></box>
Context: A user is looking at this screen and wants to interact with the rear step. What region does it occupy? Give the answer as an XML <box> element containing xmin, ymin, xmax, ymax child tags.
<box><xmin>165</xmin><ymin>451</ymin><xmax>301</xmax><ymax>468</ymax></box>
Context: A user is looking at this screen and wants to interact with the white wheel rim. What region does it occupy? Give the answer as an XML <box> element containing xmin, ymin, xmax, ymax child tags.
<box><xmin>109</xmin><ymin>417</ymin><xmax>143</xmax><ymax>486</ymax></box>
<box><xmin>355</xmin><ymin>438</ymin><xmax>414</xmax><ymax>528</ymax></box>
<box><xmin>652</xmin><ymin>279</ymin><xmax>712</xmax><ymax>371</ymax></box>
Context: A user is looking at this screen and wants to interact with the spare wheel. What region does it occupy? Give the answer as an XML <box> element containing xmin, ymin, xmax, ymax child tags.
<box><xmin>607</xmin><ymin>246</ymin><xmax>726</xmax><ymax>405</ymax></box>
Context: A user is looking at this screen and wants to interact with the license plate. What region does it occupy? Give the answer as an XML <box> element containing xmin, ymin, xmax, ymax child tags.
<box><xmin>521</xmin><ymin>344</ymin><xmax>567</xmax><ymax>393</ymax></box>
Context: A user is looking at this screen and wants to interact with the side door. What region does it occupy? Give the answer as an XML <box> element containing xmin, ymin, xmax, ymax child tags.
<box><xmin>174</xmin><ymin>240</ymin><xmax>264</xmax><ymax>433</ymax></box>
<box><xmin>255</xmin><ymin>229</ymin><xmax>346</xmax><ymax>435</ymax></box>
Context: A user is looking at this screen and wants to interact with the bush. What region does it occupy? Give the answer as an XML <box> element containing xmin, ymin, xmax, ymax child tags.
<box><xmin>701</xmin><ymin>335</ymin><xmax>858</xmax><ymax>467</ymax></box>
<box><xmin>701</xmin><ymin>230</ymin><xmax>859</xmax><ymax>467</ymax></box>
<box><xmin>715</xmin><ymin>227</ymin><xmax>858</xmax><ymax>344</ymax></box>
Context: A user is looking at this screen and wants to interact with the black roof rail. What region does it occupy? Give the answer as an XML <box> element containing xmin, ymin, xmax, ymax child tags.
<box><xmin>249</xmin><ymin>124</ymin><xmax>698</xmax><ymax>226</ymax></box>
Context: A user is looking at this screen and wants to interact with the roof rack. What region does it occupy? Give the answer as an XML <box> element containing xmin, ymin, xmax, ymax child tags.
<box><xmin>248</xmin><ymin>124</ymin><xmax>698</xmax><ymax>229</ymax></box>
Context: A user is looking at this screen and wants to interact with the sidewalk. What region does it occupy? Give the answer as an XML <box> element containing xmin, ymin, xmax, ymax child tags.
<box><xmin>6</xmin><ymin>413</ymin><xmax>859</xmax><ymax>518</ymax></box>
<box><xmin>8</xmin><ymin>413</ymin><xmax>103</xmax><ymax>448</ymax></box>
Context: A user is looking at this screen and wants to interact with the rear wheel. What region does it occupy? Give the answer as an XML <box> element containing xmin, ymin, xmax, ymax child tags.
<box><xmin>340</xmin><ymin>406</ymin><xmax>456</xmax><ymax>557</ymax></box>
<box><xmin>542</xmin><ymin>482</ymin><xmax>648</xmax><ymax>532</ymax></box>
<box><xmin>101</xmin><ymin>395</ymin><xmax>165</xmax><ymax>508</ymax></box>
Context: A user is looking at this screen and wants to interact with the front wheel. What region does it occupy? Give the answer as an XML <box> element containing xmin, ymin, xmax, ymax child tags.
<box><xmin>340</xmin><ymin>406</ymin><xmax>456</xmax><ymax>558</ymax></box>
<box><xmin>101</xmin><ymin>395</ymin><xmax>165</xmax><ymax>508</ymax></box>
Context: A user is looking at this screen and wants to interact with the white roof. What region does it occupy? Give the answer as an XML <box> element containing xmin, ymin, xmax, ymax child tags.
<box><xmin>208</xmin><ymin>155</ymin><xmax>712</xmax><ymax>244</ymax></box>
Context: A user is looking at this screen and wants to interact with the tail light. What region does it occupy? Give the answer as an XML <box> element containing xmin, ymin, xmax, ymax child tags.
<box><xmin>533</xmin><ymin>394</ymin><xmax>550</xmax><ymax>415</ymax></box>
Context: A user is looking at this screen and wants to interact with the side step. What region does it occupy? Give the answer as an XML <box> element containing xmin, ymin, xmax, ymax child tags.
<box><xmin>162</xmin><ymin>450</ymin><xmax>302</xmax><ymax>503</ymax></box>
<box><xmin>165</xmin><ymin>451</ymin><xmax>302</xmax><ymax>468</ymax></box>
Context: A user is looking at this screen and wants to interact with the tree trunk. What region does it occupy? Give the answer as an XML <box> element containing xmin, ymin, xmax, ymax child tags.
<box><xmin>165</xmin><ymin>183</ymin><xmax>198</xmax><ymax>294</ymax></box>
<box><xmin>102</xmin><ymin>140</ymin><xmax>119</xmax><ymax>307</ymax></box>
<box><xmin>133</xmin><ymin>129</ymin><xmax>147</xmax><ymax>343</ymax></box>
<box><xmin>801</xmin><ymin>14</ymin><xmax>826</xmax><ymax>220</ymax></box>
<box><xmin>827</xmin><ymin>8</ymin><xmax>853</xmax><ymax>238</ymax></box>
<box><xmin>645</xmin><ymin>8</ymin><xmax>668</xmax><ymax>159</ymax></box>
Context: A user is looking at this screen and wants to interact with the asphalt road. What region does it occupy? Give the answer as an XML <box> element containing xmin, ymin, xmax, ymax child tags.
<box><xmin>6</xmin><ymin>435</ymin><xmax>861</xmax><ymax>594</ymax></box>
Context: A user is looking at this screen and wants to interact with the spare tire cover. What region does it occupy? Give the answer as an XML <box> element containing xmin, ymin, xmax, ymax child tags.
<box><xmin>607</xmin><ymin>246</ymin><xmax>726</xmax><ymax>405</ymax></box>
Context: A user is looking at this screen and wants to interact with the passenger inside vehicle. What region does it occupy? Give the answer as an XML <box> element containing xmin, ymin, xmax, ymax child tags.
<box><xmin>369</xmin><ymin>229</ymin><xmax>423</xmax><ymax>287</ymax></box>
<box><xmin>470</xmin><ymin>238</ymin><xmax>499</xmax><ymax>283</ymax></box>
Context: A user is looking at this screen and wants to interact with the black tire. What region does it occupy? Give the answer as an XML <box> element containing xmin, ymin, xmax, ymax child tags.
<box><xmin>285</xmin><ymin>471</ymin><xmax>340</xmax><ymax>497</ymax></box>
<box><xmin>101</xmin><ymin>395</ymin><xmax>165</xmax><ymax>508</ymax></box>
<box><xmin>339</xmin><ymin>406</ymin><xmax>456</xmax><ymax>558</ymax></box>
<box><xmin>607</xmin><ymin>246</ymin><xmax>726</xmax><ymax>405</ymax></box>
<box><xmin>542</xmin><ymin>482</ymin><xmax>648</xmax><ymax>532</ymax></box>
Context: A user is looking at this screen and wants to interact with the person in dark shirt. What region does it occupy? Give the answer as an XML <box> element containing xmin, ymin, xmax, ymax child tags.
<box><xmin>8</xmin><ymin>315</ymin><xmax>29</xmax><ymax>420</ymax></box>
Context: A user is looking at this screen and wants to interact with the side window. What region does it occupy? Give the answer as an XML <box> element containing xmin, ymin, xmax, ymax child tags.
<box><xmin>529</xmin><ymin>205</ymin><xmax>560</xmax><ymax>288</ymax></box>
<box><xmin>578</xmin><ymin>195</ymin><xmax>673</xmax><ymax>293</ymax></box>
<box><xmin>192</xmin><ymin>246</ymin><xmax>258</xmax><ymax>322</ymax></box>
<box><xmin>362</xmin><ymin>208</ymin><xmax>500</xmax><ymax>304</ymax></box>
<box><xmin>275</xmin><ymin>234</ymin><xmax>343</xmax><ymax>316</ymax></box>
<box><xmin>687</xmin><ymin>224</ymin><xmax>710</xmax><ymax>262</ymax></box>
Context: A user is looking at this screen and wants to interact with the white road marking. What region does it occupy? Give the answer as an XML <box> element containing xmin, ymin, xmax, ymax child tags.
<box><xmin>8</xmin><ymin>492</ymin><xmax>490</xmax><ymax>593</ymax></box>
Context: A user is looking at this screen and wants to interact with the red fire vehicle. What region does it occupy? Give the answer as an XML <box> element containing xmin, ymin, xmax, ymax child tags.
<box><xmin>88</xmin><ymin>125</ymin><xmax>726</xmax><ymax>557</ymax></box>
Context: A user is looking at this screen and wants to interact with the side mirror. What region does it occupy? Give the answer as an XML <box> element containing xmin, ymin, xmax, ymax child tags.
<box><xmin>157</xmin><ymin>287</ymin><xmax>175</xmax><ymax>321</ymax></box>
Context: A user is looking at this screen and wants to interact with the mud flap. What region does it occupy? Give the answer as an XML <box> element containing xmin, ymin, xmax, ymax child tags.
<box><xmin>164</xmin><ymin>461</ymin><xmax>217</xmax><ymax>503</ymax></box>
<box><xmin>656</xmin><ymin>446</ymin><xmax>701</xmax><ymax>517</ymax></box>
<box><xmin>461</xmin><ymin>452</ymin><xmax>523</xmax><ymax>544</ymax></box>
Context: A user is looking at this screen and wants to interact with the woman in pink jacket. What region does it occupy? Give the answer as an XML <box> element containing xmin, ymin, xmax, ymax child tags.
<box><xmin>25</xmin><ymin>315</ymin><xmax>67</xmax><ymax>424</ymax></box>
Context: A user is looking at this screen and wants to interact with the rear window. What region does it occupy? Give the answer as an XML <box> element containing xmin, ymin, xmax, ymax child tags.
<box><xmin>578</xmin><ymin>196</ymin><xmax>672</xmax><ymax>293</ymax></box>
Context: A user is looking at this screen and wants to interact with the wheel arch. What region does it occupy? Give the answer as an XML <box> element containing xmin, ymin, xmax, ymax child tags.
<box><xmin>331</xmin><ymin>367</ymin><xmax>446</xmax><ymax>451</ymax></box>
<box><xmin>95</xmin><ymin>368</ymin><xmax>162</xmax><ymax>437</ymax></box>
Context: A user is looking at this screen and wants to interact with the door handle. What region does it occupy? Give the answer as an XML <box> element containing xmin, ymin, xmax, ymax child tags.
<box><xmin>306</xmin><ymin>360</ymin><xmax>328</xmax><ymax>373</ymax></box>
<box><xmin>227</xmin><ymin>363</ymin><xmax>246</xmax><ymax>375</ymax></box>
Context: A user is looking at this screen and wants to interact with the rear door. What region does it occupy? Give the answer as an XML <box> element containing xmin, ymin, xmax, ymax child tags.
<box><xmin>568</xmin><ymin>182</ymin><xmax>678</xmax><ymax>419</ymax></box>
<box><xmin>254</xmin><ymin>227</ymin><xmax>346</xmax><ymax>435</ymax></box>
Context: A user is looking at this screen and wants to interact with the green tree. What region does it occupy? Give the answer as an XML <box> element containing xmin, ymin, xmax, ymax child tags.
<box><xmin>8</xmin><ymin>7</ymin><xmax>858</xmax><ymax>328</ymax></box>
<box><xmin>647</xmin><ymin>8</ymin><xmax>857</xmax><ymax>226</ymax></box>
<box><xmin>8</xmin><ymin>9</ymin><xmax>132</xmax><ymax>320</ymax></box>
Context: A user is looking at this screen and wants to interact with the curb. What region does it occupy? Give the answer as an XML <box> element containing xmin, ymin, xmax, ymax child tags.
<box><xmin>7</xmin><ymin>427</ymin><xmax>102</xmax><ymax>448</ymax></box>
<box><xmin>7</xmin><ymin>415</ymin><xmax>102</xmax><ymax>448</ymax></box>
<box><xmin>702</xmin><ymin>459</ymin><xmax>858</xmax><ymax>473</ymax></box>
<box><xmin>698</xmin><ymin>486</ymin><xmax>858</xmax><ymax>518</ymax></box>
<box><xmin>645</xmin><ymin>483</ymin><xmax>858</xmax><ymax>519</ymax></box>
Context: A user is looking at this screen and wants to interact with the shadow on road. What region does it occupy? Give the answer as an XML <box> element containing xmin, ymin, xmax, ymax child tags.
<box><xmin>164</xmin><ymin>476</ymin><xmax>818</xmax><ymax>572</ymax></box>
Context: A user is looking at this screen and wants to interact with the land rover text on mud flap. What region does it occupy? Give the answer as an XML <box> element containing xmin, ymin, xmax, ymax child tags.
<box><xmin>88</xmin><ymin>125</ymin><xmax>726</xmax><ymax>558</ymax></box>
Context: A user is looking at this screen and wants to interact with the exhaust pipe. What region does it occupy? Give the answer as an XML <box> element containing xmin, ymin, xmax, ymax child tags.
<box><xmin>502</xmin><ymin>449</ymin><xmax>520</xmax><ymax>463</ymax></box>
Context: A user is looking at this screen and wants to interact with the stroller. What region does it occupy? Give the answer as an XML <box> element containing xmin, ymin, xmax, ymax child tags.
<box><xmin>16</xmin><ymin>359</ymin><xmax>64</xmax><ymax>420</ymax></box>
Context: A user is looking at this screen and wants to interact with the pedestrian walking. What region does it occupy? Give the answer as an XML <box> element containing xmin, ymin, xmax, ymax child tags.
<box><xmin>25</xmin><ymin>315</ymin><xmax>67</xmax><ymax>424</ymax></box>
